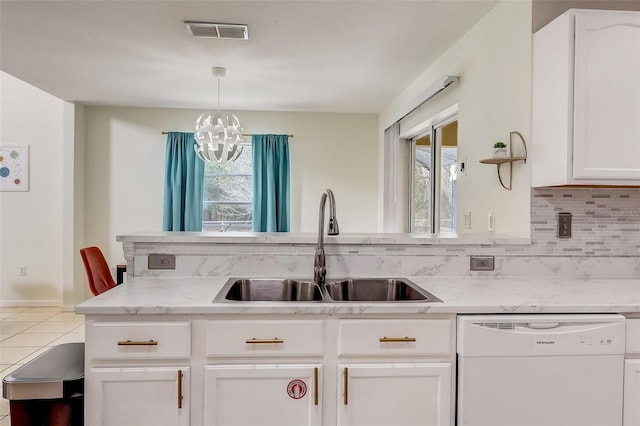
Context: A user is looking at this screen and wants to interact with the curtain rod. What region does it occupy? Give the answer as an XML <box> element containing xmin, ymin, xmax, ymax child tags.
<box><xmin>161</xmin><ymin>131</ymin><xmax>294</xmax><ymax>138</ymax></box>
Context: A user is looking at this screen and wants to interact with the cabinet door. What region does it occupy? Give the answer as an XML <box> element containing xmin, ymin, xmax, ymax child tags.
<box><xmin>87</xmin><ymin>366</ymin><xmax>189</xmax><ymax>426</ymax></box>
<box><xmin>625</xmin><ymin>359</ymin><xmax>640</xmax><ymax>426</ymax></box>
<box><xmin>204</xmin><ymin>364</ymin><xmax>322</xmax><ymax>426</ymax></box>
<box><xmin>337</xmin><ymin>363</ymin><xmax>451</xmax><ymax>426</ymax></box>
<box><xmin>573</xmin><ymin>11</ymin><xmax>640</xmax><ymax>180</ymax></box>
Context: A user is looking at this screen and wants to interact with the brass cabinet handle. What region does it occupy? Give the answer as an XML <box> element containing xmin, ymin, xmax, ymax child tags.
<box><xmin>177</xmin><ymin>370</ymin><xmax>183</xmax><ymax>409</ymax></box>
<box><xmin>379</xmin><ymin>336</ymin><xmax>416</xmax><ymax>343</ymax></box>
<box><xmin>245</xmin><ymin>338</ymin><xmax>284</xmax><ymax>344</ymax></box>
<box><xmin>343</xmin><ymin>367</ymin><xmax>349</xmax><ymax>406</ymax></box>
<box><xmin>117</xmin><ymin>339</ymin><xmax>158</xmax><ymax>346</ymax></box>
<box><xmin>314</xmin><ymin>367</ymin><xmax>319</xmax><ymax>406</ymax></box>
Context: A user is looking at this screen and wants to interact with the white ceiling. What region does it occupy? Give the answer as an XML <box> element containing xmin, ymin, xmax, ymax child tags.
<box><xmin>0</xmin><ymin>0</ymin><xmax>498</xmax><ymax>113</ymax></box>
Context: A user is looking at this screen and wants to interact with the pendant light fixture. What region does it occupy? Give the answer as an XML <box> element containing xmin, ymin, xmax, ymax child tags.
<box><xmin>194</xmin><ymin>67</ymin><xmax>244</xmax><ymax>163</ymax></box>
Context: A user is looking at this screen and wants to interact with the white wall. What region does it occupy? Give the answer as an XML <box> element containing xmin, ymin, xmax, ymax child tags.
<box><xmin>71</xmin><ymin>104</ymin><xmax>89</xmax><ymax>303</ymax></box>
<box><xmin>83</xmin><ymin>107</ymin><xmax>379</xmax><ymax>264</ymax></box>
<box><xmin>379</xmin><ymin>0</ymin><xmax>532</xmax><ymax>237</ymax></box>
<box><xmin>0</xmin><ymin>71</ymin><xmax>66</xmax><ymax>305</ymax></box>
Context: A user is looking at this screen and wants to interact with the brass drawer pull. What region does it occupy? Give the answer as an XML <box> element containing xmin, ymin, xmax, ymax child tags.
<box><xmin>117</xmin><ymin>339</ymin><xmax>158</xmax><ymax>346</ymax></box>
<box><xmin>379</xmin><ymin>336</ymin><xmax>416</xmax><ymax>343</ymax></box>
<box><xmin>245</xmin><ymin>338</ymin><xmax>284</xmax><ymax>344</ymax></box>
<box><xmin>314</xmin><ymin>367</ymin><xmax>319</xmax><ymax>406</ymax></box>
<box><xmin>343</xmin><ymin>367</ymin><xmax>349</xmax><ymax>405</ymax></box>
<box><xmin>177</xmin><ymin>370</ymin><xmax>184</xmax><ymax>409</ymax></box>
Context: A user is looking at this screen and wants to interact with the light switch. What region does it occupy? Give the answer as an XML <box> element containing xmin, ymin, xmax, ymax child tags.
<box><xmin>558</xmin><ymin>212</ymin><xmax>572</xmax><ymax>238</ymax></box>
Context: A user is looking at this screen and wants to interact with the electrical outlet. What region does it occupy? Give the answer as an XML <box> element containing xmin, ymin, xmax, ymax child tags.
<box><xmin>488</xmin><ymin>212</ymin><xmax>495</xmax><ymax>232</ymax></box>
<box><xmin>470</xmin><ymin>256</ymin><xmax>494</xmax><ymax>271</ymax></box>
<box><xmin>19</xmin><ymin>265</ymin><xmax>27</xmax><ymax>276</ymax></box>
<box><xmin>558</xmin><ymin>212</ymin><xmax>572</xmax><ymax>238</ymax></box>
<box><xmin>148</xmin><ymin>253</ymin><xmax>176</xmax><ymax>270</ymax></box>
<box><xmin>464</xmin><ymin>212</ymin><xmax>472</xmax><ymax>230</ymax></box>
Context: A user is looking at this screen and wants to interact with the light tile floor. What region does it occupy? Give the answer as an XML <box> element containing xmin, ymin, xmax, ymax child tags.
<box><xmin>0</xmin><ymin>306</ymin><xmax>85</xmax><ymax>425</ymax></box>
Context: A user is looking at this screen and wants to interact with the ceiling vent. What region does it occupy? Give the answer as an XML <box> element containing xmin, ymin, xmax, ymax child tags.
<box><xmin>184</xmin><ymin>21</ymin><xmax>248</xmax><ymax>40</ymax></box>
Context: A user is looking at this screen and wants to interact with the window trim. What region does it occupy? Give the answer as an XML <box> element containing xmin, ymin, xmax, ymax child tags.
<box><xmin>403</xmin><ymin>109</ymin><xmax>458</xmax><ymax>233</ymax></box>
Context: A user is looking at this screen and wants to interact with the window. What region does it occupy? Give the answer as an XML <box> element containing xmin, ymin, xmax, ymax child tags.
<box><xmin>202</xmin><ymin>144</ymin><xmax>253</xmax><ymax>232</ymax></box>
<box><xmin>408</xmin><ymin>117</ymin><xmax>458</xmax><ymax>233</ymax></box>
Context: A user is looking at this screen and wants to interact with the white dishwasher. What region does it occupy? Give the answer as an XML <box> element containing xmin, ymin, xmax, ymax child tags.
<box><xmin>457</xmin><ymin>314</ymin><xmax>626</xmax><ymax>426</ymax></box>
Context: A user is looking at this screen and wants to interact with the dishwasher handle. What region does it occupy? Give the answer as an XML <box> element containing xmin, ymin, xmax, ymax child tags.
<box><xmin>526</xmin><ymin>322</ymin><xmax>561</xmax><ymax>330</ymax></box>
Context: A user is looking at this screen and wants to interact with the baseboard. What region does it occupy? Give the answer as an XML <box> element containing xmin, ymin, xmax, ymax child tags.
<box><xmin>0</xmin><ymin>299</ymin><xmax>62</xmax><ymax>308</ymax></box>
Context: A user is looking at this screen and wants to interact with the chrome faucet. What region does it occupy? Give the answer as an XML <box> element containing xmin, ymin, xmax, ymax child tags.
<box><xmin>314</xmin><ymin>189</ymin><xmax>339</xmax><ymax>284</ymax></box>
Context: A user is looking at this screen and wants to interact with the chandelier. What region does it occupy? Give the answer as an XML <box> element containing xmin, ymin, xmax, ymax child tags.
<box><xmin>194</xmin><ymin>67</ymin><xmax>244</xmax><ymax>163</ymax></box>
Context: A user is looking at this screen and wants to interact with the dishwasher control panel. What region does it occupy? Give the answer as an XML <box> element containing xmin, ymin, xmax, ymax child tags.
<box><xmin>579</xmin><ymin>336</ymin><xmax>614</xmax><ymax>346</ymax></box>
<box><xmin>530</xmin><ymin>334</ymin><xmax>620</xmax><ymax>354</ymax></box>
<box><xmin>457</xmin><ymin>314</ymin><xmax>626</xmax><ymax>357</ymax></box>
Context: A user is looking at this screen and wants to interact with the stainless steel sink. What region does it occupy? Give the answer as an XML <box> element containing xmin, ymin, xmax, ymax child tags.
<box><xmin>213</xmin><ymin>277</ymin><xmax>442</xmax><ymax>303</ymax></box>
<box><xmin>214</xmin><ymin>278</ymin><xmax>323</xmax><ymax>302</ymax></box>
<box><xmin>323</xmin><ymin>278</ymin><xmax>442</xmax><ymax>302</ymax></box>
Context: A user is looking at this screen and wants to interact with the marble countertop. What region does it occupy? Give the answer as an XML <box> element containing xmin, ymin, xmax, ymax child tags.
<box><xmin>75</xmin><ymin>276</ymin><xmax>640</xmax><ymax>315</ymax></box>
<box><xmin>116</xmin><ymin>231</ymin><xmax>530</xmax><ymax>246</ymax></box>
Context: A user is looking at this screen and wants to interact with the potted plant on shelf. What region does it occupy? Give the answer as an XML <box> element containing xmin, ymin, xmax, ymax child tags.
<box><xmin>493</xmin><ymin>141</ymin><xmax>508</xmax><ymax>158</ymax></box>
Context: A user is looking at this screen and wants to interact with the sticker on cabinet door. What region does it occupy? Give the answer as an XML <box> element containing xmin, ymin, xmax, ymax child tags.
<box><xmin>287</xmin><ymin>379</ymin><xmax>307</xmax><ymax>399</ymax></box>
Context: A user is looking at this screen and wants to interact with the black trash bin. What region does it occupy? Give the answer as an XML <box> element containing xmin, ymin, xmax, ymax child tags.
<box><xmin>2</xmin><ymin>342</ymin><xmax>84</xmax><ymax>426</ymax></box>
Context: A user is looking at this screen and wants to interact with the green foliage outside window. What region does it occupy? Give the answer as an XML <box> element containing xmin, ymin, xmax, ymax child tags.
<box><xmin>202</xmin><ymin>145</ymin><xmax>253</xmax><ymax>231</ymax></box>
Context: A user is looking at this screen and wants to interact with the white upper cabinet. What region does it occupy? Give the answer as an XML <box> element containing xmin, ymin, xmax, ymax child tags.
<box><xmin>532</xmin><ymin>9</ymin><xmax>640</xmax><ymax>187</ymax></box>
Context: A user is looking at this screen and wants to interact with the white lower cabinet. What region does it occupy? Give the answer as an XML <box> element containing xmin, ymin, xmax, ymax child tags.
<box><xmin>625</xmin><ymin>360</ymin><xmax>640</xmax><ymax>426</ymax></box>
<box><xmin>84</xmin><ymin>320</ymin><xmax>192</xmax><ymax>426</ymax></box>
<box><xmin>85</xmin><ymin>316</ymin><xmax>455</xmax><ymax>426</ymax></box>
<box><xmin>625</xmin><ymin>318</ymin><xmax>640</xmax><ymax>426</ymax></box>
<box><xmin>336</xmin><ymin>319</ymin><xmax>454</xmax><ymax>426</ymax></box>
<box><xmin>204</xmin><ymin>320</ymin><xmax>324</xmax><ymax>426</ymax></box>
<box><xmin>204</xmin><ymin>364</ymin><xmax>322</xmax><ymax>426</ymax></box>
<box><xmin>87</xmin><ymin>366</ymin><xmax>190</xmax><ymax>426</ymax></box>
<box><xmin>337</xmin><ymin>363</ymin><xmax>451</xmax><ymax>426</ymax></box>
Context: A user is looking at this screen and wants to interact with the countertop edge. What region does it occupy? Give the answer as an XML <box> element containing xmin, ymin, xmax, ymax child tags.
<box><xmin>76</xmin><ymin>305</ymin><xmax>639</xmax><ymax>315</ymax></box>
<box><xmin>75</xmin><ymin>276</ymin><xmax>640</xmax><ymax>315</ymax></box>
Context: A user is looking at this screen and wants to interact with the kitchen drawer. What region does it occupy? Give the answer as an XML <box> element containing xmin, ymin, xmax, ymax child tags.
<box><xmin>87</xmin><ymin>322</ymin><xmax>191</xmax><ymax>359</ymax></box>
<box><xmin>206</xmin><ymin>320</ymin><xmax>324</xmax><ymax>357</ymax></box>
<box><xmin>338</xmin><ymin>319</ymin><xmax>452</xmax><ymax>357</ymax></box>
<box><xmin>627</xmin><ymin>319</ymin><xmax>640</xmax><ymax>354</ymax></box>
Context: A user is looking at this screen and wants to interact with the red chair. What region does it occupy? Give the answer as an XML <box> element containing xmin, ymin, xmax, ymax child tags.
<box><xmin>80</xmin><ymin>246</ymin><xmax>117</xmax><ymax>296</ymax></box>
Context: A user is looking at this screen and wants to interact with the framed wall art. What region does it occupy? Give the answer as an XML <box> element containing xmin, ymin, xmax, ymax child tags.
<box><xmin>0</xmin><ymin>145</ymin><xmax>29</xmax><ymax>191</ymax></box>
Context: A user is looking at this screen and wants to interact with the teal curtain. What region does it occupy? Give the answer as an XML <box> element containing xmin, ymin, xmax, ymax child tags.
<box><xmin>252</xmin><ymin>134</ymin><xmax>290</xmax><ymax>232</ymax></box>
<box><xmin>163</xmin><ymin>132</ymin><xmax>204</xmax><ymax>231</ymax></box>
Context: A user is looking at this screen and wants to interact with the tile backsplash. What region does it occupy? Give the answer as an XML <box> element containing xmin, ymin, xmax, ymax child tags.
<box><xmin>125</xmin><ymin>187</ymin><xmax>640</xmax><ymax>280</ymax></box>
<box><xmin>531</xmin><ymin>187</ymin><xmax>640</xmax><ymax>256</ymax></box>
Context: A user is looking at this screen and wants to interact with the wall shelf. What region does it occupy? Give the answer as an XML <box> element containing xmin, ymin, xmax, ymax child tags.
<box><xmin>479</xmin><ymin>157</ymin><xmax>527</xmax><ymax>165</ymax></box>
<box><xmin>479</xmin><ymin>131</ymin><xmax>527</xmax><ymax>190</ymax></box>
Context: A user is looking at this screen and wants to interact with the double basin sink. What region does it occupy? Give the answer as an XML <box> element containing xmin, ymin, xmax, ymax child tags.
<box><xmin>214</xmin><ymin>277</ymin><xmax>442</xmax><ymax>303</ymax></box>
